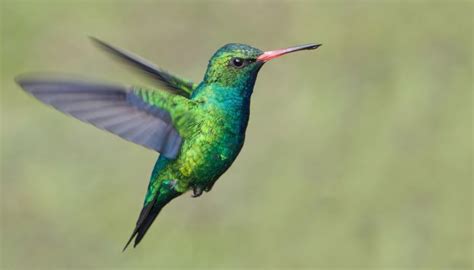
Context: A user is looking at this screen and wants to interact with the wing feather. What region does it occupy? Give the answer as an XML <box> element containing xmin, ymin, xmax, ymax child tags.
<box><xmin>16</xmin><ymin>75</ymin><xmax>183</xmax><ymax>159</ymax></box>
<box><xmin>90</xmin><ymin>37</ymin><xmax>197</xmax><ymax>97</ymax></box>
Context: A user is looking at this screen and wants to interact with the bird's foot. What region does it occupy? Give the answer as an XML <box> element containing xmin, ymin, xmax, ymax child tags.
<box><xmin>191</xmin><ymin>186</ymin><xmax>203</xmax><ymax>197</ymax></box>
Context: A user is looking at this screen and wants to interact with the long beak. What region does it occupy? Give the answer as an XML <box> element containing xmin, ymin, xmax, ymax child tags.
<box><xmin>257</xmin><ymin>43</ymin><xmax>321</xmax><ymax>62</ymax></box>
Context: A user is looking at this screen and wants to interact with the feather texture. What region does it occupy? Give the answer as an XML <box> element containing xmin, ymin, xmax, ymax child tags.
<box><xmin>90</xmin><ymin>37</ymin><xmax>197</xmax><ymax>97</ymax></box>
<box><xmin>16</xmin><ymin>75</ymin><xmax>182</xmax><ymax>159</ymax></box>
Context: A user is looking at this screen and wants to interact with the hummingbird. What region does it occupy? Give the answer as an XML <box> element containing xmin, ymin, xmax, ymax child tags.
<box><xmin>16</xmin><ymin>38</ymin><xmax>320</xmax><ymax>250</ymax></box>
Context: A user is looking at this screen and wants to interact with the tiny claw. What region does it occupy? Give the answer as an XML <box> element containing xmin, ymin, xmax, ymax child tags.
<box><xmin>192</xmin><ymin>186</ymin><xmax>203</xmax><ymax>197</ymax></box>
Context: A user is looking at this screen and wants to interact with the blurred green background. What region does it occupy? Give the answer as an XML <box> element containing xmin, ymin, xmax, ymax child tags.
<box><xmin>1</xmin><ymin>0</ymin><xmax>472</xmax><ymax>269</ymax></box>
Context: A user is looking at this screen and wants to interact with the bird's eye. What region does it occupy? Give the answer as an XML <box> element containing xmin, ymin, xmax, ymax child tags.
<box><xmin>230</xmin><ymin>57</ymin><xmax>244</xmax><ymax>68</ymax></box>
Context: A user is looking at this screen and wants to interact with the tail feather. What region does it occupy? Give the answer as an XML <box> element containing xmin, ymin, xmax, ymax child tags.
<box><xmin>123</xmin><ymin>230</ymin><xmax>138</xmax><ymax>252</ymax></box>
<box><xmin>133</xmin><ymin>206</ymin><xmax>162</xmax><ymax>247</ymax></box>
<box><xmin>123</xmin><ymin>181</ymin><xmax>180</xmax><ymax>251</ymax></box>
<box><xmin>122</xmin><ymin>201</ymin><xmax>155</xmax><ymax>251</ymax></box>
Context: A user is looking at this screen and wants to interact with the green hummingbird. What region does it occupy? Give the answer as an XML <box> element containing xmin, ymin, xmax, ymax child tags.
<box><xmin>16</xmin><ymin>38</ymin><xmax>320</xmax><ymax>250</ymax></box>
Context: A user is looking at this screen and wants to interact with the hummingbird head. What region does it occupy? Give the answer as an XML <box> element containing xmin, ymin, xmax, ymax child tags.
<box><xmin>203</xmin><ymin>43</ymin><xmax>321</xmax><ymax>91</ymax></box>
<box><xmin>203</xmin><ymin>43</ymin><xmax>263</xmax><ymax>89</ymax></box>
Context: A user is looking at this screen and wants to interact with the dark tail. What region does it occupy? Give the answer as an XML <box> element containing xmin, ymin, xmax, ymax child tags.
<box><xmin>123</xmin><ymin>181</ymin><xmax>180</xmax><ymax>251</ymax></box>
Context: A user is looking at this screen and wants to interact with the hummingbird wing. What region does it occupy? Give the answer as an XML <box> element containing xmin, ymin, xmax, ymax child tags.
<box><xmin>16</xmin><ymin>75</ymin><xmax>190</xmax><ymax>159</ymax></box>
<box><xmin>90</xmin><ymin>37</ymin><xmax>197</xmax><ymax>98</ymax></box>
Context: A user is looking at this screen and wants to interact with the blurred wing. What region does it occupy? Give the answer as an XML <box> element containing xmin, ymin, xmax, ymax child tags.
<box><xmin>90</xmin><ymin>37</ymin><xmax>197</xmax><ymax>97</ymax></box>
<box><xmin>16</xmin><ymin>75</ymin><xmax>182</xmax><ymax>159</ymax></box>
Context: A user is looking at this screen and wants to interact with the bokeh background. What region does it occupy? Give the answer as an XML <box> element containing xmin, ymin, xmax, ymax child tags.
<box><xmin>1</xmin><ymin>0</ymin><xmax>472</xmax><ymax>269</ymax></box>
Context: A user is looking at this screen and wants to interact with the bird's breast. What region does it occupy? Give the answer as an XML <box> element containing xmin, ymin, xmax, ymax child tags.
<box><xmin>177</xmin><ymin>105</ymin><xmax>249</xmax><ymax>180</ymax></box>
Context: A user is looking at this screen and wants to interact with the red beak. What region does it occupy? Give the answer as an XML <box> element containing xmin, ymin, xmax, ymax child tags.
<box><xmin>257</xmin><ymin>43</ymin><xmax>321</xmax><ymax>62</ymax></box>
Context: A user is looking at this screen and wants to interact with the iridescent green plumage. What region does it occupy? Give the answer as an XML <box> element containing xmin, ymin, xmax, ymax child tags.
<box><xmin>122</xmin><ymin>45</ymin><xmax>265</xmax><ymax>249</ymax></box>
<box><xmin>16</xmin><ymin>39</ymin><xmax>320</xmax><ymax>250</ymax></box>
